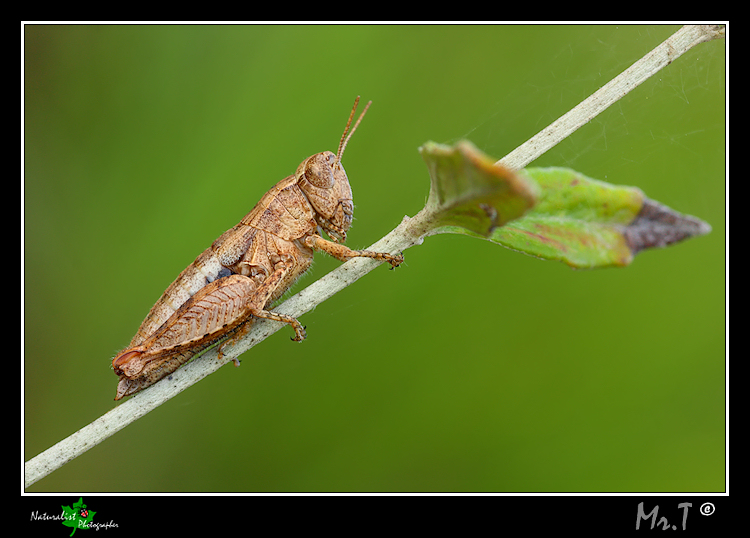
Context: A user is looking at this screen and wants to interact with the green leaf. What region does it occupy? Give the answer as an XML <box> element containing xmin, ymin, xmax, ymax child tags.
<box><xmin>416</xmin><ymin>142</ymin><xmax>710</xmax><ymax>269</ymax></box>
<box><xmin>61</xmin><ymin>498</ymin><xmax>96</xmax><ymax>536</ymax></box>
<box><xmin>487</xmin><ymin>167</ymin><xmax>711</xmax><ymax>268</ymax></box>
<box><xmin>418</xmin><ymin>140</ymin><xmax>539</xmax><ymax>237</ymax></box>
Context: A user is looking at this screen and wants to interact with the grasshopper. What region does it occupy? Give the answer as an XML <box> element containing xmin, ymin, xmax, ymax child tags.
<box><xmin>112</xmin><ymin>97</ymin><xmax>403</xmax><ymax>400</ymax></box>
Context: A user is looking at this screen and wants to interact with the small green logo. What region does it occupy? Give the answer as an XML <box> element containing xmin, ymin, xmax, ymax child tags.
<box><xmin>61</xmin><ymin>498</ymin><xmax>95</xmax><ymax>536</ymax></box>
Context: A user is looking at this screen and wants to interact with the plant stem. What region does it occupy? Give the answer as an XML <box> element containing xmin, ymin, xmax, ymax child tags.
<box><xmin>23</xmin><ymin>214</ymin><xmax>427</xmax><ymax>490</ymax></box>
<box><xmin>23</xmin><ymin>24</ymin><xmax>724</xmax><ymax>489</ymax></box>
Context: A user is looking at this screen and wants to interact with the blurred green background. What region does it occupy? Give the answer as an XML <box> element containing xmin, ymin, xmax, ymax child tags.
<box><xmin>24</xmin><ymin>24</ymin><xmax>725</xmax><ymax>492</ymax></box>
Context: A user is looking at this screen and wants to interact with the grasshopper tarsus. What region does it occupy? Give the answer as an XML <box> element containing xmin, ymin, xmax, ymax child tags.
<box><xmin>388</xmin><ymin>252</ymin><xmax>404</xmax><ymax>269</ymax></box>
<box><xmin>113</xmin><ymin>97</ymin><xmax>402</xmax><ymax>399</ymax></box>
<box><xmin>289</xmin><ymin>325</ymin><xmax>306</xmax><ymax>343</ymax></box>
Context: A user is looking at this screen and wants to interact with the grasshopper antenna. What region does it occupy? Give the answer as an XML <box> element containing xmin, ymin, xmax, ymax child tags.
<box><xmin>336</xmin><ymin>96</ymin><xmax>371</xmax><ymax>165</ymax></box>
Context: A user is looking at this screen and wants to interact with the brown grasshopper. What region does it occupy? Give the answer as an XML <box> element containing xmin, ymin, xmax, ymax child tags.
<box><xmin>112</xmin><ymin>97</ymin><xmax>403</xmax><ymax>400</ymax></box>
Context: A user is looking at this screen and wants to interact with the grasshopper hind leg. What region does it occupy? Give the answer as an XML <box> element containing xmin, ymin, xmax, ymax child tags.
<box><xmin>217</xmin><ymin>259</ymin><xmax>309</xmax><ymax>365</ymax></box>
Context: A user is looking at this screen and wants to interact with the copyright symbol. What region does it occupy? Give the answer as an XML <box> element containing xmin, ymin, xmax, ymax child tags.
<box><xmin>699</xmin><ymin>502</ymin><xmax>715</xmax><ymax>516</ymax></box>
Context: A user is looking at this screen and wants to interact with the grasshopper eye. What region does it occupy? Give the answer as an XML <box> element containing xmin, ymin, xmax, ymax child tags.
<box><xmin>300</xmin><ymin>153</ymin><xmax>335</xmax><ymax>189</ymax></box>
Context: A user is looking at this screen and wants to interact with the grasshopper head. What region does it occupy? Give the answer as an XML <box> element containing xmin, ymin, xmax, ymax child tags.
<box><xmin>297</xmin><ymin>97</ymin><xmax>371</xmax><ymax>243</ymax></box>
<box><xmin>297</xmin><ymin>150</ymin><xmax>353</xmax><ymax>242</ymax></box>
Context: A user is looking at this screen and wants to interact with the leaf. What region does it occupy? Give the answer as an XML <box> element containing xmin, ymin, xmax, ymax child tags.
<box><xmin>486</xmin><ymin>167</ymin><xmax>711</xmax><ymax>268</ymax></box>
<box><xmin>418</xmin><ymin>148</ymin><xmax>712</xmax><ymax>268</ymax></box>
<box><xmin>418</xmin><ymin>140</ymin><xmax>539</xmax><ymax>237</ymax></box>
<box><xmin>61</xmin><ymin>498</ymin><xmax>95</xmax><ymax>536</ymax></box>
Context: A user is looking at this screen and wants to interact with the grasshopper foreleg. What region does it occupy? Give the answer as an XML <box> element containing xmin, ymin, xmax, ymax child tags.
<box><xmin>304</xmin><ymin>234</ymin><xmax>403</xmax><ymax>268</ymax></box>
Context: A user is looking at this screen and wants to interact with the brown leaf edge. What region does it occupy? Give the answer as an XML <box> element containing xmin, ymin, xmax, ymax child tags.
<box><xmin>623</xmin><ymin>198</ymin><xmax>712</xmax><ymax>255</ymax></box>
